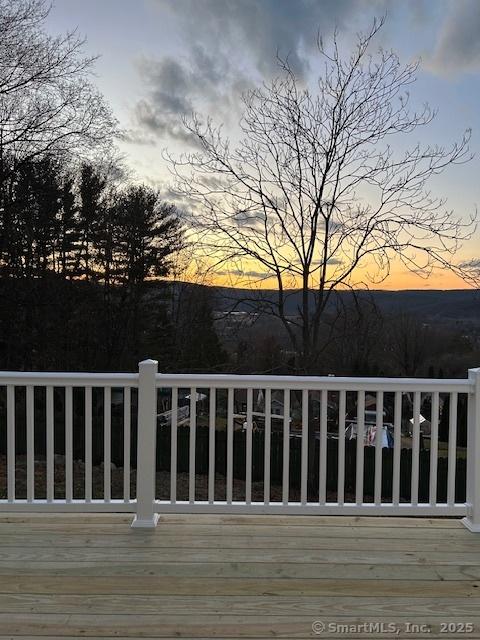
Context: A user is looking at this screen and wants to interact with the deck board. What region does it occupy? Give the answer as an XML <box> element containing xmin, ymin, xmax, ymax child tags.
<box><xmin>0</xmin><ymin>513</ymin><xmax>479</xmax><ymax>638</ymax></box>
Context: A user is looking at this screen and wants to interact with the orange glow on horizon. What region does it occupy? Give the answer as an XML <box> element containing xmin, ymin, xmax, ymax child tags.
<box><xmin>196</xmin><ymin>267</ymin><xmax>474</xmax><ymax>291</ymax></box>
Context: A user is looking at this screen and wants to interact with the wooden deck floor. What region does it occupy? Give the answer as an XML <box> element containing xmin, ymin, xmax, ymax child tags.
<box><xmin>0</xmin><ymin>513</ymin><xmax>479</xmax><ymax>638</ymax></box>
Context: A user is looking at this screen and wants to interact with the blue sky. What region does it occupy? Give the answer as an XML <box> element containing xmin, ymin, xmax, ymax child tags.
<box><xmin>45</xmin><ymin>0</ymin><xmax>480</xmax><ymax>287</ymax></box>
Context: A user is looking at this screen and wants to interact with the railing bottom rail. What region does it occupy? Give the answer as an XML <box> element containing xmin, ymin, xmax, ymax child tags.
<box><xmin>0</xmin><ymin>500</ymin><xmax>136</xmax><ymax>512</ymax></box>
<box><xmin>153</xmin><ymin>501</ymin><xmax>467</xmax><ymax>517</ymax></box>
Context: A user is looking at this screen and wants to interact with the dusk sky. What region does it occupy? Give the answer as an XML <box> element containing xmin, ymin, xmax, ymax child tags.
<box><xmin>46</xmin><ymin>0</ymin><xmax>480</xmax><ymax>290</ymax></box>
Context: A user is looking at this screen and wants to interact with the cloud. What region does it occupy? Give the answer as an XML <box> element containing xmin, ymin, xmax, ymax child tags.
<box><xmin>117</xmin><ymin>128</ymin><xmax>157</xmax><ymax>146</ymax></box>
<box><xmin>292</xmin><ymin>257</ymin><xmax>343</xmax><ymax>266</ymax></box>
<box><xmin>134</xmin><ymin>98</ymin><xmax>198</xmax><ymax>144</ymax></box>
<box><xmin>134</xmin><ymin>0</ymin><xmax>378</xmax><ymax>144</ymax></box>
<box><xmin>136</xmin><ymin>1</ymin><xmax>479</xmax><ymax>150</ymax></box>
<box><xmin>137</xmin><ymin>57</ymin><xmax>192</xmax><ymax>115</ymax></box>
<box><xmin>154</xmin><ymin>0</ymin><xmax>361</xmax><ymax>78</ymax></box>
<box><xmin>427</xmin><ymin>0</ymin><xmax>480</xmax><ymax>74</ymax></box>
<box><xmin>217</xmin><ymin>269</ymin><xmax>271</xmax><ymax>279</ymax></box>
<box><xmin>131</xmin><ymin>56</ymin><xmax>194</xmax><ymax>143</ymax></box>
<box><xmin>131</xmin><ymin>46</ymin><xmax>251</xmax><ymax>144</ymax></box>
<box><xmin>459</xmin><ymin>258</ymin><xmax>480</xmax><ymax>270</ymax></box>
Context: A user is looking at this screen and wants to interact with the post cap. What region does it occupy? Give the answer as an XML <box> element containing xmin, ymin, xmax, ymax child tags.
<box><xmin>138</xmin><ymin>359</ymin><xmax>159</xmax><ymax>372</ymax></box>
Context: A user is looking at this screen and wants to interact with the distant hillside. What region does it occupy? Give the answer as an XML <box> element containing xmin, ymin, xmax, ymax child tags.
<box><xmin>167</xmin><ymin>282</ymin><xmax>480</xmax><ymax>328</ymax></box>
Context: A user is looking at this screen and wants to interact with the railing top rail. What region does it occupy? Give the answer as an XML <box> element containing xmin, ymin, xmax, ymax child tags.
<box><xmin>0</xmin><ymin>369</ymin><xmax>474</xmax><ymax>393</ymax></box>
<box><xmin>0</xmin><ymin>372</ymin><xmax>139</xmax><ymax>387</ymax></box>
<box><xmin>155</xmin><ymin>373</ymin><xmax>472</xmax><ymax>393</ymax></box>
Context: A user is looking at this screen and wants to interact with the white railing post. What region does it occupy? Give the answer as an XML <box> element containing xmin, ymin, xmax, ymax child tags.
<box><xmin>462</xmin><ymin>368</ymin><xmax>480</xmax><ymax>532</ymax></box>
<box><xmin>131</xmin><ymin>359</ymin><xmax>159</xmax><ymax>529</ymax></box>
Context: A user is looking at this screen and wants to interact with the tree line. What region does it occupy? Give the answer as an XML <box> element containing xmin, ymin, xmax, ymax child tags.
<box><xmin>0</xmin><ymin>155</ymin><xmax>191</xmax><ymax>370</ymax></box>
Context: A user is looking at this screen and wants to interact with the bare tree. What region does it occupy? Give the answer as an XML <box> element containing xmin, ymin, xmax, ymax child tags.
<box><xmin>168</xmin><ymin>19</ymin><xmax>475</xmax><ymax>372</ymax></box>
<box><xmin>0</xmin><ymin>0</ymin><xmax>117</xmax><ymax>161</ymax></box>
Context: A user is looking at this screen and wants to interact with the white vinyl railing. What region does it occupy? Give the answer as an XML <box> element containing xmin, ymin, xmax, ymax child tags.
<box><xmin>1</xmin><ymin>372</ymin><xmax>138</xmax><ymax>513</ymax></box>
<box><xmin>0</xmin><ymin>360</ymin><xmax>479</xmax><ymax>531</ymax></box>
